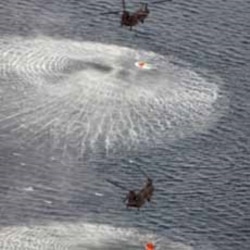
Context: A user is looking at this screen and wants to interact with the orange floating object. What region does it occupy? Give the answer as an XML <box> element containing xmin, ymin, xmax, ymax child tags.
<box><xmin>135</xmin><ymin>61</ymin><xmax>152</xmax><ymax>70</ymax></box>
<box><xmin>139</xmin><ymin>61</ymin><xmax>145</xmax><ymax>67</ymax></box>
<box><xmin>145</xmin><ymin>242</ymin><xmax>155</xmax><ymax>250</ymax></box>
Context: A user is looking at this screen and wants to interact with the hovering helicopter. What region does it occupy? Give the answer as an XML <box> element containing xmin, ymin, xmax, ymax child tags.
<box><xmin>101</xmin><ymin>0</ymin><xmax>172</xmax><ymax>30</ymax></box>
<box><xmin>106</xmin><ymin>166</ymin><xmax>154</xmax><ymax>210</ymax></box>
<box><xmin>124</xmin><ymin>177</ymin><xmax>154</xmax><ymax>210</ymax></box>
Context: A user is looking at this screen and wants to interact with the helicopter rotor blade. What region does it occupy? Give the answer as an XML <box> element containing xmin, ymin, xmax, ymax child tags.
<box><xmin>135</xmin><ymin>165</ymin><xmax>150</xmax><ymax>179</ymax></box>
<box><xmin>122</xmin><ymin>0</ymin><xmax>126</xmax><ymax>11</ymax></box>
<box><xmin>100</xmin><ymin>10</ymin><xmax>121</xmax><ymax>15</ymax></box>
<box><xmin>151</xmin><ymin>0</ymin><xmax>172</xmax><ymax>4</ymax></box>
<box><xmin>106</xmin><ymin>179</ymin><xmax>127</xmax><ymax>191</ymax></box>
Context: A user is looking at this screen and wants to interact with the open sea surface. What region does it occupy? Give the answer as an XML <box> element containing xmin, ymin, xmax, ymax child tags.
<box><xmin>0</xmin><ymin>1</ymin><xmax>250</xmax><ymax>250</ymax></box>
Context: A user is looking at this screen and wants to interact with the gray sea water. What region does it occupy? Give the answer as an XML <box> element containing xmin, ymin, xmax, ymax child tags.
<box><xmin>0</xmin><ymin>0</ymin><xmax>250</xmax><ymax>250</ymax></box>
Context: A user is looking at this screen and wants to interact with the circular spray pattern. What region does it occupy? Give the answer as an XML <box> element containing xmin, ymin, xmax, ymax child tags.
<box><xmin>0</xmin><ymin>222</ymin><xmax>192</xmax><ymax>250</ymax></box>
<box><xmin>0</xmin><ymin>37</ymin><xmax>220</xmax><ymax>155</ymax></box>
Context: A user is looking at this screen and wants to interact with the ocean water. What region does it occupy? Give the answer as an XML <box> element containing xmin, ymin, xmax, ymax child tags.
<box><xmin>0</xmin><ymin>0</ymin><xmax>250</xmax><ymax>250</ymax></box>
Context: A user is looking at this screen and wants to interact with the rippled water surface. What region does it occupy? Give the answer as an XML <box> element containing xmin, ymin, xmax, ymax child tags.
<box><xmin>0</xmin><ymin>1</ymin><xmax>250</xmax><ymax>250</ymax></box>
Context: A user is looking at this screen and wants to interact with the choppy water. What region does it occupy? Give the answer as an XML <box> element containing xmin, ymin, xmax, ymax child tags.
<box><xmin>0</xmin><ymin>0</ymin><xmax>250</xmax><ymax>250</ymax></box>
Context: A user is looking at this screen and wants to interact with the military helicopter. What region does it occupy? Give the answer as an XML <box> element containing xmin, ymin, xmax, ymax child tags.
<box><xmin>106</xmin><ymin>166</ymin><xmax>154</xmax><ymax>210</ymax></box>
<box><xmin>124</xmin><ymin>176</ymin><xmax>154</xmax><ymax>210</ymax></box>
<box><xmin>101</xmin><ymin>0</ymin><xmax>172</xmax><ymax>30</ymax></box>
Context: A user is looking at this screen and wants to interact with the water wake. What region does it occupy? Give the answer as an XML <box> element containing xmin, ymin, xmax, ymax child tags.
<box><xmin>0</xmin><ymin>222</ymin><xmax>192</xmax><ymax>250</ymax></box>
<box><xmin>0</xmin><ymin>36</ymin><xmax>219</xmax><ymax>156</ymax></box>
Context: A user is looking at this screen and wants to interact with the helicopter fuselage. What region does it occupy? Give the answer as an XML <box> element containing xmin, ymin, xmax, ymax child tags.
<box><xmin>121</xmin><ymin>4</ymin><xmax>150</xmax><ymax>29</ymax></box>
<box><xmin>125</xmin><ymin>178</ymin><xmax>154</xmax><ymax>209</ymax></box>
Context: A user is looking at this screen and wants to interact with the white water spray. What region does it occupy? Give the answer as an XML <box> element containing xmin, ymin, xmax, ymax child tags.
<box><xmin>0</xmin><ymin>37</ymin><xmax>219</xmax><ymax>155</ymax></box>
<box><xmin>0</xmin><ymin>222</ymin><xmax>193</xmax><ymax>250</ymax></box>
